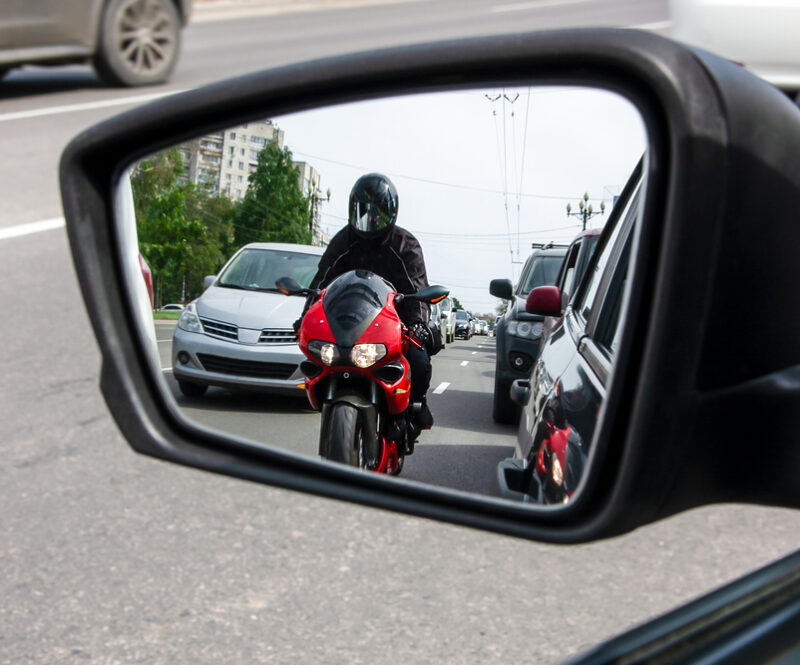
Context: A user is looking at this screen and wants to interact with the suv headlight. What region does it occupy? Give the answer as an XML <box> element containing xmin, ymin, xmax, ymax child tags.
<box><xmin>177</xmin><ymin>303</ymin><xmax>203</xmax><ymax>333</ymax></box>
<box><xmin>508</xmin><ymin>319</ymin><xmax>543</xmax><ymax>340</ymax></box>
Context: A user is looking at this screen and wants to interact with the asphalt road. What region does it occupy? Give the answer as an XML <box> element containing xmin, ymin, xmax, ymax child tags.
<box><xmin>157</xmin><ymin>322</ymin><xmax>515</xmax><ymax>495</ymax></box>
<box><xmin>3</xmin><ymin>2</ymin><xmax>800</xmax><ymax>664</ymax></box>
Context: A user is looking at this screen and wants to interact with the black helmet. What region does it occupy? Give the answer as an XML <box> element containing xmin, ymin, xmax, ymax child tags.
<box><xmin>348</xmin><ymin>173</ymin><xmax>398</xmax><ymax>239</ymax></box>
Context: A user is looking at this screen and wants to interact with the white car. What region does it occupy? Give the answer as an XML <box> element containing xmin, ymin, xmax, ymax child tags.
<box><xmin>670</xmin><ymin>0</ymin><xmax>800</xmax><ymax>96</ymax></box>
<box><xmin>172</xmin><ymin>242</ymin><xmax>324</xmax><ymax>397</ymax></box>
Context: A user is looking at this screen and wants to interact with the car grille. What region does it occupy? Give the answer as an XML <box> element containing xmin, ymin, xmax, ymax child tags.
<box><xmin>258</xmin><ymin>329</ymin><xmax>297</xmax><ymax>344</ymax></box>
<box><xmin>197</xmin><ymin>354</ymin><xmax>297</xmax><ymax>379</ymax></box>
<box><xmin>200</xmin><ymin>317</ymin><xmax>238</xmax><ymax>341</ymax></box>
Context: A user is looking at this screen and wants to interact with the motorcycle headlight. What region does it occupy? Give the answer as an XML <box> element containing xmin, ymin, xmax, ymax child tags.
<box><xmin>551</xmin><ymin>453</ymin><xmax>564</xmax><ymax>487</ymax></box>
<box><xmin>177</xmin><ymin>304</ymin><xmax>203</xmax><ymax>333</ymax></box>
<box><xmin>308</xmin><ymin>340</ymin><xmax>340</xmax><ymax>366</ymax></box>
<box><xmin>351</xmin><ymin>343</ymin><xmax>387</xmax><ymax>369</ymax></box>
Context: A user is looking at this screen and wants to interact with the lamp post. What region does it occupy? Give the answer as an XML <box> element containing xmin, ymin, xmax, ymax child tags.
<box><xmin>567</xmin><ymin>192</ymin><xmax>606</xmax><ymax>231</ymax></box>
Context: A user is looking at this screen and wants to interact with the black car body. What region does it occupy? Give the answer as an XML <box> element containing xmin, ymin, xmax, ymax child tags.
<box><xmin>498</xmin><ymin>166</ymin><xmax>641</xmax><ymax>503</ymax></box>
<box><xmin>490</xmin><ymin>244</ymin><xmax>567</xmax><ymax>424</ymax></box>
<box><xmin>454</xmin><ymin>309</ymin><xmax>472</xmax><ymax>339</ymax></box>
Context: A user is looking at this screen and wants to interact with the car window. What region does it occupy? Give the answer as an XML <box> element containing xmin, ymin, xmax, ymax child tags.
<box><xmin>218</xmin><ymin>248</ymin><xmax>321</xmax><ymax>291</ymax></box>
<box><xmin>594</xmin><ymin>229</ymin><xmax>633</xmax><ymax>358</ymax></box>
<box><xmin>577</xmin><ymin>190</ymin><xmax>639</xmax><ymax>322</ymax></box>
<box><xmin>519</xmin><ymin>255</ymin><xmax>563</xmax><ymax>295</ymax></box>
<box><xmin>560</xmin><ymin>242</ymin><xmax>581</xmax><ymax>300</ymax></box>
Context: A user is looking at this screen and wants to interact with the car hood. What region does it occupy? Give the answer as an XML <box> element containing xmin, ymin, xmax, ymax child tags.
<box><xmin>197</xmin><ymin>286</ymin><xmax>304</xmax><ymax>329</ymax></box>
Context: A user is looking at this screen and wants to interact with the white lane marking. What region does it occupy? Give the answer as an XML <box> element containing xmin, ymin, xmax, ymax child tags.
<box><xmin>630</xmin><ymin>20</ymin><xmax>672</xmax><ymax>31</ymax></box>
<box><xmin>472</xmin><ymin>351</ymin><xmax>477</xmax><ymax>355</ymax></box>
<box><xmin>0</xmin><ymin>90</ymin><xmax>185</xmax><ymax>124</ymax></box>
<box><xmin>460</xmin><ymin>361</ymin><xmax>469</xmax><ymax>367</ymax></box>
<box><xmin>432</xmin><ymin>382</ymin><xmax>450</xmax><ymax>395</ymax></box>
<box><xmin>0</xmin><ymin>217</ymin><xmax>65</xmax><ymax>241</ymax></box>
<box><xmin>163</xmin><ymin>367</ymin><xmax>173</xmax><ymax>373</ymax></box>
<box><xmin>194</xmin><ymin>0</ymin><xmax>424</xmax><ymax>22</ymax></box>
<box><xmin>491</xmin><ymin>0</ymin><xmax>589</xmax><ymax>13</ymax></box>
<box><xmin>157</xmin><ymin>339</ymin><xmax>172</xmax><ymax>344</ymax></box>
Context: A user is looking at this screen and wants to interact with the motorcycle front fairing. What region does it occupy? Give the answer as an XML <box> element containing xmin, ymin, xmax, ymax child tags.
<box><xmin>298</xmin><ymin>270</ymin><xmax>412</xmax><ymax>416</ymax></box>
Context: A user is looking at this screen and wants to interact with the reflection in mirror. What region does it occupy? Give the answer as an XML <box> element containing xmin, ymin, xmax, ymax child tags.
<box><xmin>119</xmin><ymin>87</ymin><xmax>646</xmax><ymax>505</ymax></box>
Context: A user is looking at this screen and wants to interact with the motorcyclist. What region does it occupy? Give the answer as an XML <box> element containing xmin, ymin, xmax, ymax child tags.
<box><xmin>299</xmin><ymin>173</ymin><xmax>437</xmax><ymax>435</ymax></box>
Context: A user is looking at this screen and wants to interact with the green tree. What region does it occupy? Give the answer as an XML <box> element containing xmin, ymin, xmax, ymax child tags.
<box><xmin>452</xmin><ymin>297</ymin><xmax>464</xmax><ymax>310</ymax></box>
<box><xmin>495</xmin><ymin>299</ymin><xmax>509</xmax><ymax>317</ymax></box>
<box><xmin>232</xmin><ymin>142</ymin><xmax>312</xmax><ymax>247</ymax></box>
<box><xmin>132</xmin><ymin>149</ymin><xmax>233</xmax><ymax>306</ymax></box>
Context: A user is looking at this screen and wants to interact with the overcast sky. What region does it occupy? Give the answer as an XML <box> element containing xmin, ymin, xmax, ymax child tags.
<box><xmin>275</xmin><ymin>86</ymin><xmax>646</xmax><ymax>313</ymax></box>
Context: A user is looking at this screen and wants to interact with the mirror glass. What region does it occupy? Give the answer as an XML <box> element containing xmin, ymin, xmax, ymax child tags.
<box><xmin>117</xmin><ymin>86</ymin><xmax>647</xmax><ymax>506</ymax></box>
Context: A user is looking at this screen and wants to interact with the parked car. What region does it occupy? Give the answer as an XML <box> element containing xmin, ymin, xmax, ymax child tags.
<box><xmin>171</xmin><ymin>242</ymin><xmax>324</xmax><ymax>397</ymax></box>
<box><xmin>496</xmin><ymin>165</ymin><xmax>641</xmax><ymax>503</ymax></box>
<box><xmin>489</xmin><ymin>243</ymin><xmax>568</xmax><ymax>424</ymax></box>
<box><xmin>439</xmin><ymin>296</ymin><xmax>457</xmax><ymax>344</ymax></box>
<box><xmin>454</xmin><ymin>309</ymin><xmax>472</xmax><ymax>339</ymax></box>
<box><xmin>428</xmin><ymin>301</ymin><xmax>445</xmax><ymax>350</ymax></box>
<box><xmin>158</xmin><ymin>303</ymin><xmax>184</xmax><ymax>312</ymax></box>
<box><xmin>0</xmin><ymin>0</ymin><xmax>192</xmax><ymax>87</ymax></box>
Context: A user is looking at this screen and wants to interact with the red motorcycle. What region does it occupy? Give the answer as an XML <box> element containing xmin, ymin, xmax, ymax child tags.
<box><xmin>278</xmin><ymin>269</ymin><xmax>448</xmax><ymax>474</ymax></box>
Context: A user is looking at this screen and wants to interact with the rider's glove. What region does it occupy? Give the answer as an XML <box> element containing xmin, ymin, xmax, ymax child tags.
<box><xmin>292</xmin><ymin>317</ymin><xmax>302</xmax><ymax>334</ymax></box>
<box><xmin>409</xmin><ymin>322</ymin><xmax>432</xmax><ymax>352</ymax></box>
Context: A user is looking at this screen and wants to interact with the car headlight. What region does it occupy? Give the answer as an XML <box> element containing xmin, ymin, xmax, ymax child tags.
<box><xmin>351</xmin><ymin>343</ymin><xmax>387</xmax><ymax>368</ymax></box>
<box><xmin>308</xmin><ymin>340</ymin><xmax>341</xmax><ymax>366</ymax></box>
<box><xmin>177</xmin><ymin>304</ymin><xmax>203</xmax><ymax>333</ymax></box>
<box><xmin>508</xmin><ymin>320</ymin><xmax>543</xmax><ymax>339</ymax></box>
<box><xmin>551</xmin><ymin>453</ymin><xmax>564</xmax><ymax>487</ymax></box>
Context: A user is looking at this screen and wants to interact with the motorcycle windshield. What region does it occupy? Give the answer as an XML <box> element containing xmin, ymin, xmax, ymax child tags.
<box><xmin>323</xmin><ymin>269</ymin><xmax>395</xmax><ymax>347</ymax></box>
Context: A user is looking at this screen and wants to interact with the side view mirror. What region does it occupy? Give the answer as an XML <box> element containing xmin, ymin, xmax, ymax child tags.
<box><xmin>526</xmin><ymin>286</ymin><xmax>562</xmax><ymax>316</ymax></box>
<box><xmin>402</xmin><ymin>284</ymin><xmax>449</xmax><ymax>304</ymax></box>
<box><xmin>489</xmin><ymin>278</ymin><xmax>513</xmax><ymax>300</ymax></box>
<box><xmin>60</xmin><ymin>28</ymin><xmax>800</xmax><ymax>545</ymax></box>
<box><xmin>202</xmin><ymin>275</ymin><xmax>216</xmax><ymax>290</ymax></box>
<box><xmin>275</xmin><ymin>276</ymin><xmax>307</xmax><ymax>296</ymax></box>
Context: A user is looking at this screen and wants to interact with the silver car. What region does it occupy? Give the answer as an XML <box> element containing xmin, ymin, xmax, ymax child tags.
<box><xmin>1</xmin><ymin>0</ymin><xmax>192</xmax><ymax>86</ymax></box>
<box><xmin>172</xmin><ymin>242</ymin><xmax>324</xmax><ymax>397</ymax></box>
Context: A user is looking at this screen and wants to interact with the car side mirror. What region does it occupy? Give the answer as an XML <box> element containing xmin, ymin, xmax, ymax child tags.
<box><xmin>526</xmin><ymin>286</ymin><xmax>562</xmax><ymax>316</ymax></box>
<box><xmin>202</xmin><ymin>275</ymin><xmax>215</xmax><ymax>290</ymax></box>
<box><xmin>60</xmin><ymin>28</ymin><xmax>800</xmax><ymax>544</ymax></box>
<box><xmin>489</xmin><ymin>278</ymin><xmax>513</xmax><ymax>300</ymax></box>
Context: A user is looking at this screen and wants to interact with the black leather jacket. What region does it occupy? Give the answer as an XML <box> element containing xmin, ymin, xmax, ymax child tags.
<box><xmin>306</xmin><ymin>225</ymin><xmax>430</xmax><ymax>326</ymax></box>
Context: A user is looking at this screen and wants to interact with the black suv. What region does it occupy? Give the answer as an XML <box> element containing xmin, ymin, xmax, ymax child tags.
<box><xmin>489</xmin><ymin>243</ymin><xmax>567</xmax><ymax>424</ymax></box>
<box><xmin>496</xmin><ymin>163</ymin><xmax>641</xmax><ymax>504</ymax></box>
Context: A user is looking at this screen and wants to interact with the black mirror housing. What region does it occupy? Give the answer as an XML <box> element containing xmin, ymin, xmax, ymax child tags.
<box><xmin>489</xmin><ymin>278</ymin><xmax>513</xmax><ymax>300</ymax></box>
<box><xmin>60</xmin><ymin>28</ymin><xmax>800</xmax><ymax>544</ymax></box>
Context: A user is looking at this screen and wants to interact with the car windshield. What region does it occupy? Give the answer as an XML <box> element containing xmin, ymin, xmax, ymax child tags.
<box><xmin>456</xmin><ymin>311</ymin><xmax>468</xmax><ymax>320</ymax></box>
<box><xmin>519</xmin><ymin>255</ymin><xmax>564</xmax><ymax>295</ymax></box>
<box><xmin>217</xmin><ymin>248</ymin><xmax>320</xmax><ymax>292</ymax></box>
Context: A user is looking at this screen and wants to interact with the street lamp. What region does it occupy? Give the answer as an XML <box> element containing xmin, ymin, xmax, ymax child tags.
<box><xmin>566</xmin><ymin>192</ymin><xmax>606</xmax><ymax>231</ymax></box>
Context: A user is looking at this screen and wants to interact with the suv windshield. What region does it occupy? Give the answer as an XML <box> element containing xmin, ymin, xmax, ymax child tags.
<box><xmin>217</xmin><ymin>248</ymin><xmax>321</xmax><ymax>292</ymax></box>
<box><xmin>519</xmin><ymin>255</ymin><xmax>564</xmax><ymax>295</ymax></box>
<box><xmin>456</xmin><ymin>311</ymin><xmax>469</xmax><ymax>321</ymax></box>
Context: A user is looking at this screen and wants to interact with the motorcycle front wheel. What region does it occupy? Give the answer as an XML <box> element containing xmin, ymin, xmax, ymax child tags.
<box><xmin>328</xmin><ymin>403</ymin><xmax>363</xmax><ymax>467</ymax></box>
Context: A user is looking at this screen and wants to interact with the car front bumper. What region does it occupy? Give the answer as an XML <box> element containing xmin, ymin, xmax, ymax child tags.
<box><xmin>172</xmin><ymin>326</ymin><xmax>306</xmax><ymax>394</ymax></box>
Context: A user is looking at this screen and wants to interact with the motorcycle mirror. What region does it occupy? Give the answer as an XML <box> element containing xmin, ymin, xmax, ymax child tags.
<box><xmin>275</xmin><ymin>276</ymin><xmax>306</xmax><ymax>296</ymax></box>
<box><xmin>60</xmin><ymin>29</ymin><xmax>800</xmax><ymax>543</ymax></box>
<box><xmin>404</xmin><ymin>285</ymin><xmax>449</xmax><ymax>304</ymax></box>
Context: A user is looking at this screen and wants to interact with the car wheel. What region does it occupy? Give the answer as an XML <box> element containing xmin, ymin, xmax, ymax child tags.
<box><xmin>492</xmin><ymin>375</ymin><xmax>520</xmax><ymax>425</ymax></box>
<box><xmin>178</xmin><ymin>380</ymin><xmax>207</xmax><ymax>397</ymax></box>
<box><xmin>94</xmin><ymin>0</ymin><xmax>181</xmax><ymax>87</ymax></box>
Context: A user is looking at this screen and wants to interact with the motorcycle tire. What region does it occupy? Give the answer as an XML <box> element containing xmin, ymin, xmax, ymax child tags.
<box><xmin>390</xmin><ymin>455</ymin><xmax>404</xmax><ymax>476</ymax></box>
<box><xmin>328</xmin><ymin>403</ymin><xmax>362</xmax><ymax>467</ymax></box>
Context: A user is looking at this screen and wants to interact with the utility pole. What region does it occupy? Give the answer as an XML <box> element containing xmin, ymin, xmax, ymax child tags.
<box><xmin>567</xmin><ymin>192</ymin><xmax>605</xmax><ymax>231</ymax></box>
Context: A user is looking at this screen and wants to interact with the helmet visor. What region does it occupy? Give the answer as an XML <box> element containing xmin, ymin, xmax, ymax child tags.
<box><xmin>351</xmin><ymin>201</ymin><xmax>394</xmax><ymax>236</ymax></box>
